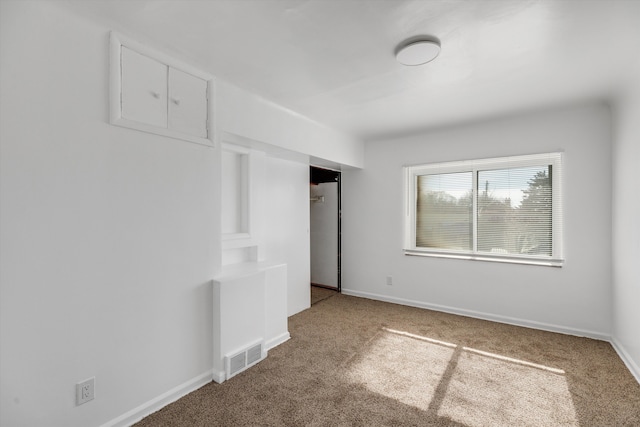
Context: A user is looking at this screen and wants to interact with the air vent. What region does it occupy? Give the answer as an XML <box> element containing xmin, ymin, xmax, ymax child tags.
<box><xmin>228</xmin><ymin>352</ymin><xmax>246</xmax><ymax>376</ymax></box>
<box><xmin>246</xmin><ymin>343</ymin><xmax>262</xmax><ymax>365</ymax></box>
<box><xmin>225</xmin><ymin>340</ymin><xmax>265</xmax><ymax>379</ymax></box>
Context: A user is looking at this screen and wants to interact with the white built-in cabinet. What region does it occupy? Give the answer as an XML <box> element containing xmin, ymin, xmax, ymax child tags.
<box><xmin>212</xmin><ymin>140</ymin><xmax>290</xmax><ymax>383</ymax></box>
<box><xmin>212</xmin><ymin>262</ymin><xmax>289</xmax><ymax>383</ymax></box>
<box><xmin>110</xmin><ymin>32</ymin><xmax>213</xmax><ymax>146</ymax></box>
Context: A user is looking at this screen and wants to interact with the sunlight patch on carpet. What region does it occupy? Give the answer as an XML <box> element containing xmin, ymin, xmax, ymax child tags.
<box><xmin>347</xmin><ymin>330</ymin><xmax>455</xmax><ymax>411</ymax></box>
<box><xmin>347</xmin><ymin>328</ymin><xmax>578</xmax><ymax>426</ymax></box>
<box><xmin>382</xmin><ymin>328</ymin><xmax>457</xmax><ymax>348</ymax></box>
<box><xmin>462</xmin><ymin>346</ymin><xmax>566</xmax><ymax>374</ymax></box>
<box><xmin>438</xmin><ymin>348</ymin><xmax>577</xmax><ymax>426</ymax></box>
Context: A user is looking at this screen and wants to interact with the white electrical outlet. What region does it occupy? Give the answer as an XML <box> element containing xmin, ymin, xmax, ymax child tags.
<box><xmin>386</xmin><ymin>275</ymin><xmax>393</xmax><ymax>286</ymax></box>
<box><xmin>76</xmin><ymin>377</ymin><xmax>95</xmax><ymax>406</ymax></box>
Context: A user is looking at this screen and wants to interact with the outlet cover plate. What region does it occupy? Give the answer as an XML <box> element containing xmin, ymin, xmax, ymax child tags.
<box><xmin>76</xmin><ymin>377</ymin><xmax>95</xmax><ymax>405</ymax></box>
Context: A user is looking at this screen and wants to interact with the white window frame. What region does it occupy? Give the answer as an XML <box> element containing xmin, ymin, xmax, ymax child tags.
<box><xmin>403</xmin><ymin>152</ymin><xmax>564</xmax><ymax>267</ymax></box>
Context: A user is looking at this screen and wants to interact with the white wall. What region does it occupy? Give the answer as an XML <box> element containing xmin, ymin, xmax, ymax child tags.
<box><xmin>0</xmin><ymin>2</ymin><xmax>219</xmax><ymax>426</ymax></box>
<box><xmin>342</xmin><ymin>103</ymin><xmax>612</xmax><ymax>338</ymax></box>
<box><xmin>262</xmin><ymin>157</ymin><xmax>311</xmax><ymax>316</ymax></box>
<box><xmin>612</xmin><ymin>70</ymin><xmax>640</xmax><ymax>381</ymax></box>
<box><xmin>217</xmin><ymin>81</ymin><xmax>364</xmax><ymax>169</ymax></box>
<box><xmin>0</xmin><ymin>1</ymin><xmax>357</xmax><ymax>425</ymax></box>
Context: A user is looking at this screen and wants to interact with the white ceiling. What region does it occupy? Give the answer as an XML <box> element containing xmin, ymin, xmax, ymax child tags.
<box><xmin>60</xmin><ymin>0</ymin><xmax>640</xmax><ymax>140</ymax></box>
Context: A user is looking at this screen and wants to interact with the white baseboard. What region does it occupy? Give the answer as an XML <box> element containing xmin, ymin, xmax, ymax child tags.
<box><xmin>100</xmin><ymin>370</ymin><xmax>213</xmax><ymax>427</ymax></box>
<box><xmin>610</xmin><ymin>337</ymin><xmax>640</xmax><ymax>385</ymax></box>
<box><xmin>99</xmin><ymin>294</ymin><xmax>638</xmax><ymax>427</ymax></box>
<box><xmin>341</xmin><ymin>289</ymin><xmax>610</xmax><ymax>341</ymax></box>
<box><xmin>211</xmin><ymin>368</ymin><xmax>226</xmax><ymax>384</ymax></box>
<box><xmin>266</xmin><ymin>332</ymin><xmax>290</xmax><ymax>350</ymax></box>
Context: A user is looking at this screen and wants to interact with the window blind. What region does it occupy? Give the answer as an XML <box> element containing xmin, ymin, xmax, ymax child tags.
<box><xmin>416</xmin><ymin>172</ymin><xmax>472</xmax><ymax>250</ymax></box>
<box><xmin>406</xmin><ymin>152</ymin><xmax>563</xmax><ymax>266</ymax></box>
<box><xmin>477</xmin><ymin>166</ymin><xmax>552</xmax><ymax>256</ymax></box>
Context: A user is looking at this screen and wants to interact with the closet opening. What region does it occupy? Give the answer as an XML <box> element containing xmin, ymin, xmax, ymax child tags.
<box><xmin>310</xmin><ymin>166</ymin><xmax>341</xmax><ymax>302</ymax></box>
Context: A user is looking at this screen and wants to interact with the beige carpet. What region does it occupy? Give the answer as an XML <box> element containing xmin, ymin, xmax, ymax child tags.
<box><xmin>310</xmin><ymin>285</ymin><xmax>338</xmax><ymax>305</ymax></box>
<box><xmin>135</xmin><ymin>293</ymin><xmax>640</xmax><ymax>426</ymax></box>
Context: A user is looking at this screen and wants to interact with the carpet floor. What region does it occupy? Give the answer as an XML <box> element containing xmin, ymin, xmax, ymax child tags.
<box><xmin>135</xmin><ymin>293</ymin><xmax>640</xmax><ymax>426</ymax></box>
<box><xmin>310</xmin><ymin>285</ymin><xmax>338</xmax><ymax>305</ymax></box>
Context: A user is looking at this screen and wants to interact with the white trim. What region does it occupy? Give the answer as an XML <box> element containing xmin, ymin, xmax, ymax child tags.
<box><xmin>403</xmin><ymin>152</ymin><xmax>564</xmax><ymax>171</ymax></box>
<box><xmin>341</xmin><ymin>289</ymin><xmax>610</xmax><ymax>341</ymax></box>
<box><xmin>611</xmin><ymin>337</ymin><xmax>640</xmax><ymax>385</ymax></box>
<box><xmin>211</xmin><ymin>369</ymin><xmax>226</xmax><ymax>384</ymax></box>
<box><xmin>99</xmin><ymin>299</ymin><xmax>638</xmax><ymax>427</ymax></box>
<box><xmin>100</xmin><ymin>370</ymin><xmax>213</xmax><ymax>427</ymax></box>
<box><xmin>265</xmin><ymin>332</ymin><xmax>291</xmax><ymax>351</ymax></box>
<box><xmin>404</xmin><ymin>249</ymin><xmax>564</xmax><ymax>267</ymax></box>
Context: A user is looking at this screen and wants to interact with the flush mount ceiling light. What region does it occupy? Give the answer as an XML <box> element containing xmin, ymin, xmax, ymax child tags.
<box><xmin>396</xmin><ymin>39</ymin><xmax>441</xmax><ymax>66</ymax></box>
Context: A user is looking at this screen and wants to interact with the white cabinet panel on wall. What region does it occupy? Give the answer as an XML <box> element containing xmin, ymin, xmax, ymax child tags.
<box><xmin>110</xmin><ymin>32</ymin><xmax>214</xmax><ymax>147</ymax></box>
<box><xmin>121</xmin><ymin>47</ymin><xmax>168</xmax><ymax>128</ymax></box>
<box><xmin>168</xmin><ymin>67</ymin><xmax>208</xmax><ymax>138</ymax></box>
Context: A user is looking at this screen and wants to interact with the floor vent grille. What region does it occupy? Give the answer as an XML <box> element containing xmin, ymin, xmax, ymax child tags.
<box><xmin>225</xmin><ymin>341</ymin><xmax>265</xmax><ymax>379</ymax></box>
<box><xmin>246</xmin><ymin>343</ymin><xmax>262</xmax><ymax>365</ymax></box>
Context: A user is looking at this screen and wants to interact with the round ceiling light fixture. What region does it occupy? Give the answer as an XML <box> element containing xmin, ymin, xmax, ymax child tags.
<box><xmin>396</xmin><ymin>39</ymin><xmax>441</xmax><ymax>66</ymax></box>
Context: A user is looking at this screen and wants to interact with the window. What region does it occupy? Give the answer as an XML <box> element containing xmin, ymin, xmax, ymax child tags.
<box><xmin>404</xmin><ymin>153</ymin><xmax>563</xmax><ymax>266</ymax></box>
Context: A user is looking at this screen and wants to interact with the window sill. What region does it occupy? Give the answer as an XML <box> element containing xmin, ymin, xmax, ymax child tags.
<box><xmin>403</xmin><ymin>249</ymin><xmax>564</xmax><ymax>267</ymax></box>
